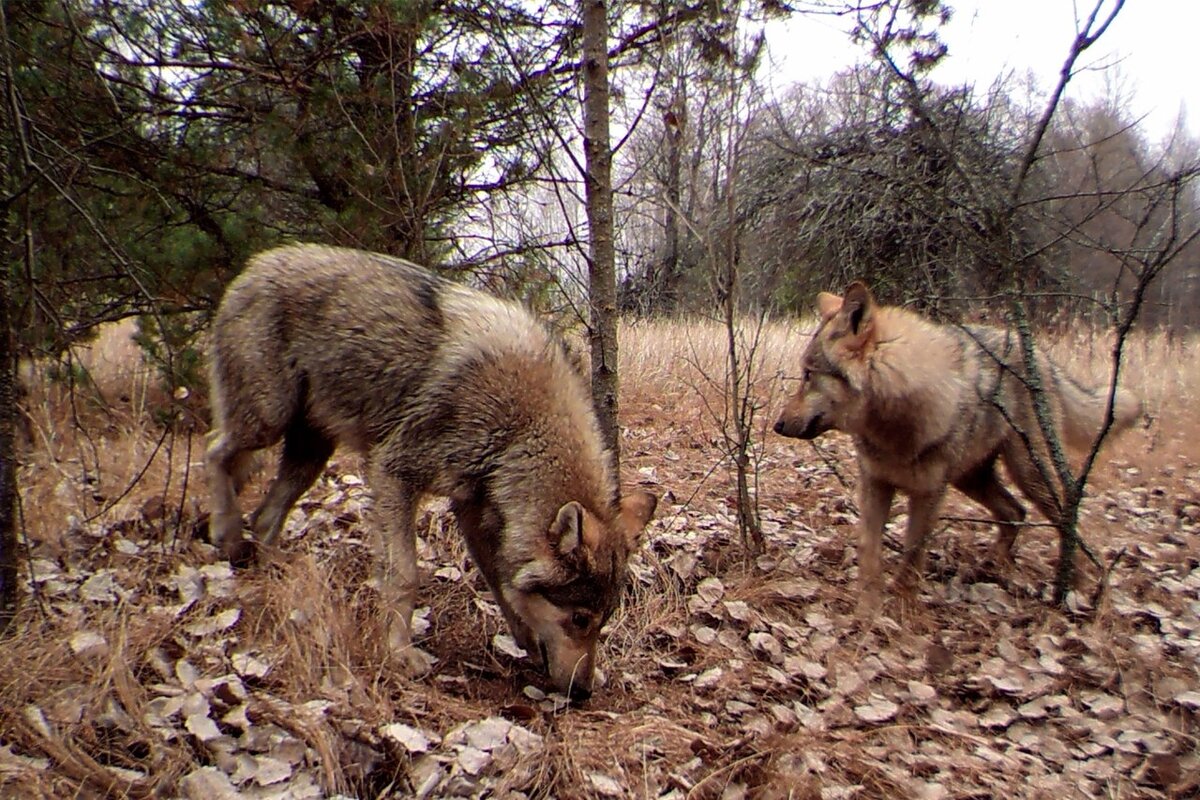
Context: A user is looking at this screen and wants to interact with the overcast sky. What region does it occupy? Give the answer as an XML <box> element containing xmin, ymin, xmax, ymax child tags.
<box><xmin>762</xmin><ymin>1</ymin><xmax>1195</xmax><ymax>141</ymax></box>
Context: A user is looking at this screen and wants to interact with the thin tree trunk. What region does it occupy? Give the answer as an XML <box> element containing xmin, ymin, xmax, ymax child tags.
<box><xmin>661</xmin><ymin>81</ymin><xmax>685</xmax><ymax>310</ymax></box>
<box><xmin>717</xmin><ymin>64</ymin><xmax>761</xmax><ymax>556</ymax></box>
<box><xmin>0</xmin><ymin>1</ymin><xmax>23</xmax><ymax>631</ymax></box>
<box><xmin>581</xmin><ymin>0</ymin><xmax>620</xmax><ymax>468</ymax></box>
<box><xmin>0</xmin><ymin>245</ymin><xmax>17</xmax><ymax>633</ymax></box>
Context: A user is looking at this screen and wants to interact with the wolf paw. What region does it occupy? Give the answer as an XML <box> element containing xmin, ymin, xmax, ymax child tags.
<box><xmin>386</xmin><ymin>620</ymin><xmax>436</xmax><ymax>677</ymax></box>
<box><xmin>221</xmin><ymin>534</ymin><xmax>259</xmax><ymax>568</ymax></box>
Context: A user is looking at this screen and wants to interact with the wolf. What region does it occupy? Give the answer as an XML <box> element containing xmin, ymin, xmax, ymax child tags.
<box><xmin>205</xmin><ymin>243</ymin><xmax>657</xmax><ymax>700</ymax></box>
<box><xmin>773</xmin><ymin>281</ymin><xmax>1142</xmax><ymax>612</ymax></box>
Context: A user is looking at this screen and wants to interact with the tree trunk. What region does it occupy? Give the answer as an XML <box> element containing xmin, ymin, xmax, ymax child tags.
<box><xmin>581</xmin><ymin>0</ymin><xmax>620</xmax><ymax>468</ymax></box>
<box><xmin>0</xmin><ymin>2</ymin><xmax>23</xmax><ymax>632</ymax></box>
<box><xmin>659</xmin><ymin>80</ymin><xmax>685</xmax><ymax>311</ymax></box>
<box><xmin>0</xmin><ymin>245</ymin><xmax>17</xmax><ymax>633</ymax></box>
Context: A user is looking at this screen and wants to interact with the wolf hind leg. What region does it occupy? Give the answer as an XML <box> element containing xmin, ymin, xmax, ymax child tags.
<box><xmin>248</xmin><ymin>416</ymin><xmax>335</xmax><ymax>552</ymax></box>
<box><xmin>205</xmin><ymin>364</ymin><xmax>299</xmax><ymax>562</ymax></box>
<box><xmin>953</xmin><ymin>460</ymin><xmax>1027</xmax><ymax>570</ymax></box>
<box><xmin>367</xmin><ymin>457</ymin><xmax>429</xmax><ymax>676</ymax></box>
<box><xmin>206</xmin><ymin>430</ymin><xmax>265</xmax><ymax>563</ymax></box>
<box><xmin>1001</xmin><ymin>440</ymin><xmax>1063</xmax><ymax>528</ymax></box>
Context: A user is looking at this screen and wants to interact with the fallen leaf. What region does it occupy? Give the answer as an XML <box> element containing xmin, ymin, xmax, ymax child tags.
<box><xmin>853</xmin><ymin>695</ymin><xmax>899</xmax><ymax>724</ymax></box>
<box><xmin>251</xmin><ymin>756</ymin><xmax>292</xmax><ymax>786</ymax></box>
<box><xmin>588</xmin><ymin>772</ymin><xmax>625</xmax><ymax>797</ymax></box>
<box><xmin>184</xmin><ymin>713</ymin><xmax>222</xmax><ymax>742</ymax></box>
<box><xmin>1175</xmin><ymin>690</ymin><xmax>1200</xmax><ymax>710</ymax></box>
<box><xmin>455</xmin><ymin>746</ymin><xmax>491</xmax><ymax>775</ymax></box>
<box><xmin>184</xmin><ymin>608</ymin><xmax>241</xmax><ymax>638</ymax></box>
<box><xmin>460</xmin><ymin>717</ymin><xmax>513</xmax><ymax>751</ymax></box>
<box><xmin>231</xmin><ymin>651</ymin><xmax>272</xmax><ymax>679</ymax></box>
<box><xmin>491</xmin><ymin>633</ymin><xmax>527</xmax><ymax>660</ymax></box>
<box><xmin>68</xmin><ymin>631</ymin><xmax>108</xmax><ymax>659</ymax></box>
<box><xmin>694</xmin><ymin>667</ymin><xmax>724</xmax><ymax>691</ymax></box>
<box><xmin>695</xmin><ymin>577</ymin><xmax>725</xmax><ymax>606</ymax></box>
<box><xmin>380</xmin><ymin>723</ymin><xmax>437</xmax><ymax>754</ymax></box>
<box><xmin>748</xmin><ymin>632</ymin><xmax>783</xmax><ymax>662</ymax></box>
<box><xmin>179</xmin><ymin>767</ymin><xmax>239</xmax><ymax>800</ymax></box>
<box><xmin>79</xmin><ymin>572</ymin><xmax>119</xmax><ymax>603</ymax></box>
<box><xmin>978</xmin><ymin>704</ymin><xmax>1016</xmax><ymax>730</ymax></box>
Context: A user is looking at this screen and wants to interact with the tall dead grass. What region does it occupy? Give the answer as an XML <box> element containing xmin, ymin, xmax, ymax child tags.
<box><xmin>619</xmin><ymin>316</ymin><xmax>808</xmax><ymax>408</ymax></box>
<box><xmin>18</xmin><ymin>319</ymin><xmax>206</xmax><ymax>556</ymax></box>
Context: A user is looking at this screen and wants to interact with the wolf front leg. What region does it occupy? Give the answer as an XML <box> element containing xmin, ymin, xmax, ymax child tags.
<box><xmin>367</xmin><ymin>462</ymin><xmax>430</xmax><ymax>677</ymax></box>
<box><xmin>450</xmin><ymin>493</ymin><xmax>538</xmax><ymax>660</ymax></box>
<box><xmin>856</xmin><ymin>476</ymin><xmax>895</xmax><ymax>616</ymax></box>
<box><xmin>895</xmin><ymin>486</ymin><xmax>948</xmax><ymax>598</ymax></box>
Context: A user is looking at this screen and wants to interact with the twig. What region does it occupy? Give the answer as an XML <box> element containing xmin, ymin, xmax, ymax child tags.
<box><xmin>13</xmin><ymin>487</ymin><xmax>44</xmax><ymax>621</ymax></box>
<box><xmin>83</xmin><ymin>424</ymin><xmax>170</xmax><ymax>523</ymax></box>
<box><xmin>1088</xmin><ymin>546</ymin><xmax>1126</xmax><ymax>609</ymax></box>
<box><xmin>938</xmin><ymin>515</ymin><xmax>1058</xmax><ymax>529</ymax></box>
<box><xmin>806</xmin><ymin>439</ymin><xmax>855</xmax><ymax>497</ymax></box>
<box><xmin>171</xmin><ymin>427</ymin><xmax>194</xmax><ymax>550</ymax></box>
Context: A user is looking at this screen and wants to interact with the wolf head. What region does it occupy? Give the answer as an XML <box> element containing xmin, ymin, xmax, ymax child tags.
<box><xmin>502</xmin><ymin>490</ymin><xmax>657</xmax><ymax>701</ymax></box>
<box><xmin>774</xmin><ymin>281</ymin><xmax>878</xmax><ymax>440</ymax></box>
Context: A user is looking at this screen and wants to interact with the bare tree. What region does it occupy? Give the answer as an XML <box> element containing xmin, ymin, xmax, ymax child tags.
<box><xmin>581</xmin><ymin>0</ymin><xmax>622</xmax><ymax>465</ymax></box>
<box><xmin>657</xmin><ymin>2</ymin><xmax>774</xmax><ymax>554</ymax></box>
<box><xmin>713</xmin><ymin>9</ymin><xmax>768</xmax><ymax>555</ymax></box>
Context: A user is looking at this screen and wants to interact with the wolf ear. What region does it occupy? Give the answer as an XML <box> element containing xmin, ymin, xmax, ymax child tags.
<box><xmin>816</xmin><ymin>292</ymin><xmax>843</xmax><ymax>321</ymax></box>
<box><xmin>840</xmin><ymin>281</ymin><xmax>876</xmax><ymax>340</ymax></box>
<box><xmin>618</xmin><ymin>490</ymin><xmax>658</xmax><ymax>549</ymax></box>
<box><xmin>552</xmin><ymin>501</ymin><xmax>585</xmax><ymax>557</ymax></box>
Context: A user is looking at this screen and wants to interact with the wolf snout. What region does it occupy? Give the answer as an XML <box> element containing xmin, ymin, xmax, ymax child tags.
<box><xmin>775</xmin><ymin>413</ymin><xmax>824</xmax><ymax>439</ymax></box>
<box><xmin>774</xmin><ymin>415</ymin><xmax>808</xmax><ymax>438</ymax></box>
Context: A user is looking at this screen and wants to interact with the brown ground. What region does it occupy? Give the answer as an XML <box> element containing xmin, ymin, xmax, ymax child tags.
<box><xmin>1</xmin><ymin>320</ymin><xmax>1197</xmax><ymax>799</ymax></box>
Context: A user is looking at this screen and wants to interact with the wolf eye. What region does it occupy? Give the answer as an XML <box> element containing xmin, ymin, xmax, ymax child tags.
<box><xmin>571</xmin><ymin>612</ymin><xmax>591</xmax><ymax>630</ymax></box>
<box><xmin>801</xmin><ymin>368</ymin><xmax>812</xmax><ymax>382</ymax></box>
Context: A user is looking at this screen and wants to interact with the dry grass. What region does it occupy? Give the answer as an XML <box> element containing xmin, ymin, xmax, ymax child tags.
<box><xmin>2</xmin><ymin>316</ymin><xmax>1198</xmax><ymax>798</ymax></box>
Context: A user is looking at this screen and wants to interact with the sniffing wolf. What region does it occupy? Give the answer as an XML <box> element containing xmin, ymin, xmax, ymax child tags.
<box><xmin>773</xmin><ymin>281</ymin><xmax>1141</xmax><ymax>611</ymax></box>
<box><xmin>206</xmin><ymin>243</ymin><xmax>657</xmax><ymax>700</ymax></box>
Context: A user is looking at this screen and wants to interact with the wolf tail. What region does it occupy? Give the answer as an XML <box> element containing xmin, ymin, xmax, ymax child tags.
<box><xmin>1054</xmin><ymin>368</ymin><xmax>1143</xmax><ymax>451</ymax></box>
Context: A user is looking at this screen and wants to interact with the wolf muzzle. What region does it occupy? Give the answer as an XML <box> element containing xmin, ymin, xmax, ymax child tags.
<box><xmin>774</xmin><ymin>414</ymin><xmax>825</xmax><ymax>439</ymax></box>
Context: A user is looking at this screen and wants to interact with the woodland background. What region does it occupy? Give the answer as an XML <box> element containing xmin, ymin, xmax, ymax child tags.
<box><xmin>3</xmin><ymin>0</ymin><xmax>1198</xmax><ymax>382</ymax></box>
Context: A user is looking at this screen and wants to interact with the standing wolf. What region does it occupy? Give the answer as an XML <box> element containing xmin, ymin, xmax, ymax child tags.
<box><xmin>206</xmin><ymin>243</ymin><xmax>657</xmax><ymax>700</ymax></box>
<box><xmin>773</xmin><ymin>281</ymin><xmax>1141</xmax><ymax>612</ymax></box>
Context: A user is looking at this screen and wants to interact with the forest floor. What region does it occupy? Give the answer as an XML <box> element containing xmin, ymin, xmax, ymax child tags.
<box><xmin>1</xmin><ymin>319</ymin><xmax>1197</xmax><ymax>799</ymax></box>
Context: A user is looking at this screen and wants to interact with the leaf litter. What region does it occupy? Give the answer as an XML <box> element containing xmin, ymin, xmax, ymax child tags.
<box><xmin>2</xmin><ymin>415</ymin><xmax>1199</xmax><ymax>798</ymax></box>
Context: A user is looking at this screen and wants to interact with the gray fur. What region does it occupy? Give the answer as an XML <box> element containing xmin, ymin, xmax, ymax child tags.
<box><xmin>206</xmin><ymin>243</ymin><xmax>656</xmax><ymax>699</ymax></box>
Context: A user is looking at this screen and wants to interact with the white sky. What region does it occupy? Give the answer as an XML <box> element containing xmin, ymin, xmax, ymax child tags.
<box><xmin>762</xmin><ymin>1</ymin><xmax>1196</xmax><ymax>141</ymax></box>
